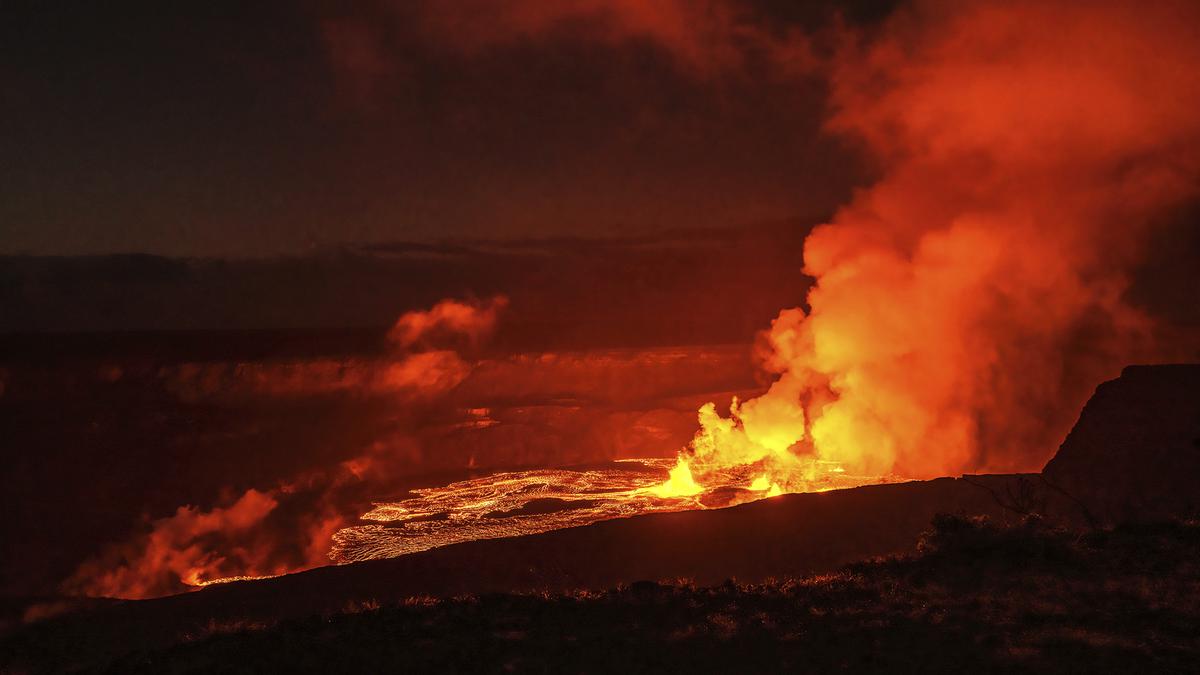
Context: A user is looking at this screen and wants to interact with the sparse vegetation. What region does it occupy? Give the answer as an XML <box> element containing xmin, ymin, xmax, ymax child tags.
<box><xmin>10</xmin><ymin>516</ymin><xmax>1197</xmax><ymax>674</ymax></box>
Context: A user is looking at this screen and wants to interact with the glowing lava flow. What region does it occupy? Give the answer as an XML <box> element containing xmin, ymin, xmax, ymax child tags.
<box><xmin>186</xmin><ymin>573</ymin><xmax>282</xmax><ymax>588</ymax></box>
<box><xmin>332</xmin><ymin>459</ymin><xmax>685</xmax><ymax>563</ymax></box>
<box><xmin>330</xmin><ymin>458</ymin><xmax>891</xmax><ymax>564</ymax></box>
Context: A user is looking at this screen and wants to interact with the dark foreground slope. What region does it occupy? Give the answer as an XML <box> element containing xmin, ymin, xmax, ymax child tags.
<box><xmin>4</xmin><ymin>475</ymin><xmax>1064</xmax><ymax>671</ymax></box>
<box><xmin>16</xmin><ymin>517</ymin><xmax>1200</xmax><ymax>674</ymax></box>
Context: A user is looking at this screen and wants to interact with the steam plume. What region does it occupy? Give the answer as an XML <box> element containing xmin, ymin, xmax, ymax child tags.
<box><xmin>688</xmin><ymin>0</ymin><xmax>1200</xmax><ymax>484</ymax></box>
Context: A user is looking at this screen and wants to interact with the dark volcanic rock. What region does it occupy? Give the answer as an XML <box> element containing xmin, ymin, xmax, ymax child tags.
<box><xmin>1043</xmin><ymin>364</ymin><xmax>1200</xmax><ymax>523</ymax></box>
<box><xmin>4</xmin><ymin>477</ymin><xmax>1029</xmax><ymax>668</ymax></box>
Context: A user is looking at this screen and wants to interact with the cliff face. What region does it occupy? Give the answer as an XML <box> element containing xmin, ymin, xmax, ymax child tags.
<box><xmin>1042</xmin><ymin>364</ymin><xmax>1200</xmax><ymax>523</ymax></box>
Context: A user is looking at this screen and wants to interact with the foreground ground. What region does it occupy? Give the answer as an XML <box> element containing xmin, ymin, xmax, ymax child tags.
<box><xmin>9</xmin><ymin>516</ymin><xmax>1198</xmax><ymax>673</ymax></box>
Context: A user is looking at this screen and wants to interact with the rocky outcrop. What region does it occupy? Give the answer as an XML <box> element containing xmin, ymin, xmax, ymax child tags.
<box><xmin>1042</xmin><ymin>364</ymin><xmax>1200</xmax><ymax>523</ymax></box>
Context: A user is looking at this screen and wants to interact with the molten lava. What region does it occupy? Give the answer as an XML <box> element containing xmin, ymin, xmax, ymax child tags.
<box><xmin>332</xmin><ymin>460</ymin><xmax>690</xmax><ymax>563</ymax></box>
<box><xmin>646</xmin><ymin>390</ymin><xmax>891</xmax><ymax>500</ymax></box>
<box><xmin>331</xmin><ymin>457</ymin><xmax>891</xmax><ymax>565</ymax></box>
<box><xmin>648</xmin><ymin>458</ymin><xmax>703</xmax><ymax>498</ymax></box>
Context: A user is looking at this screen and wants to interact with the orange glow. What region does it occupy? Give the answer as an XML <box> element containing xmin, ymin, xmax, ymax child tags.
<box><xmin>185</xmin><ymin>573</ymin><xmax>282</xmax><ymax>588</ymax></box>
<box><xmin>64</xmin><ymin>298</ymin><xmax>513</xmax><ymax>599</ymax></box>
<box><xmin>64</xmin><ymin>1</ymin><xmax>1200</xmax><ymax>599</ymax></box>
<box><xmin>332</xmin><ymin>459</ymin><xmax>712</xmax><ymax>562</ymax></box>
<box><xmin>649</xmin><ymin>0</ymin><xmax>1200</xmax><ymax>495</ymax></box>
<box><xmin>647</xmin><ymin>458</ymin><xmax>703</xmax><ymax>498</ymax></box>
<box><xmin>333</xmin><ymin>453</ymin><xmax>896</xmax><ymax>565</ymax></box>
<box><xmin>61</xmin><ymin>489</ymin><xmax>296</xmax><ymax>599</ymax></box>
<box><xmin>387</xmin><ymin>296</ymin><xmax>507</xmax><ymax>350</ymax></box>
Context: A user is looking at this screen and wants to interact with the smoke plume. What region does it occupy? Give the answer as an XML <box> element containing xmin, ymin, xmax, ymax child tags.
<box><xmin>63</xmin><ymin>298</ymin><xmax>506</xmax><ymax>599</ymax></box>
<box><xmin>688</xmin><ymin>0</ymin><xmax>1200</xmax><ymax>484</ymax></box>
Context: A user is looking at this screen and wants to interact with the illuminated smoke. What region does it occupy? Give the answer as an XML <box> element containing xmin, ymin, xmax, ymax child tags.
<box><xmin>62</xmin><ymin>489</ymin><xmax>281</xmax><ymax>599</ymax></box>
<box><xmin>64</xmin><ymin>298</ymin><xmax>506</xmax><ymax>599</ymax></box>
<box><xmin>62</xmin><ymin>1</ymin><xmax>1200</xmax><ymax>597</ymax></box>
<box><xmin>388</xmin><ymin>296</ymin><xmax>508</xmax><ymax>352</ymax></box>
<box><xmin>681</xmin><ymin>0</ymin><xmax>1200</xmax><ymax>488</ymax></box>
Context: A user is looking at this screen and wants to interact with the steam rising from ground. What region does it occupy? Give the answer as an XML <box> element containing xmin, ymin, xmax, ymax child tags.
<box><xmin>679</xmin><ymin>0</ymin><xmax>1200</xmax><ymax>490</ymax></box>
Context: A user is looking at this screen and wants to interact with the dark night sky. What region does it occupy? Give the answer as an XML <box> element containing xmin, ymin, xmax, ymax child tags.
<box><xmin>1</xmin><ymin>1</ymin><xmax>896</xmax><ymax>257</ymax></box>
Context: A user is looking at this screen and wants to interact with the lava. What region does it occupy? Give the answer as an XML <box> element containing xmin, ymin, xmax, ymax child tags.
<box><xmin>330</xmin><ymin>458</ymin><xmax>891</xmax><ymax>564</ymax></box>
<box><xmin>54</xmin><ymin>0</ymin><xmax>1200</xmax><ymax>601</ymax></box>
